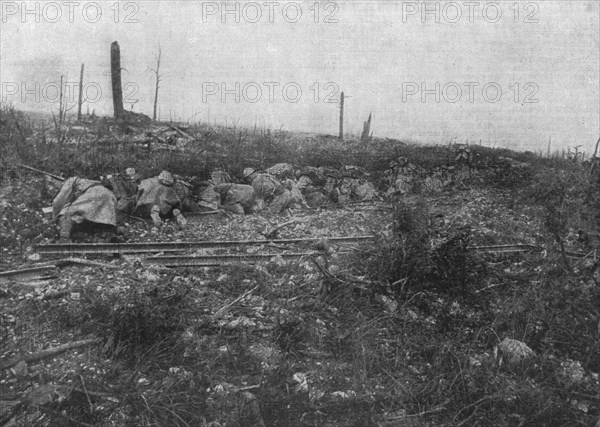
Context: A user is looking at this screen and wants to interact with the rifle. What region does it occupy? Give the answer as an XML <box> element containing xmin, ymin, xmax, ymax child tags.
<box><xmin>19</xmin><ymin>164</ymin><xmax>65</xmax><ymax>181</ymax></box>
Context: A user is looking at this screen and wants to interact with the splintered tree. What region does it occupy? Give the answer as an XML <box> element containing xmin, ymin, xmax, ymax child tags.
<box><xmin>147</xmin><ymin>44</ymin><xmax>162</xmax><ymax>121</ymax></box>
<box><xmin>77</xmin><ymin>63</ymin><xmax>84</xmax><ymax>122</ymax></box>
<box><xmin>110</xmin><ymin>41</ymin><xmax>124</xmax><ymax>121</ymax></box>
<box><xmin>338</xmin><ymin>91</ymin><xmax>344</xmax><ymax>140</ymax></box>
<box><xmin>361</xmin><ymin>111</ymin><xmax>372</xmax><ymax>143</ymax></box>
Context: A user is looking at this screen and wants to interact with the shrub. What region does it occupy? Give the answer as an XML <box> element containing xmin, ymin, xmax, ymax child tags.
<box><xmin>361</xmin><ymin>199</ymin><xmax>486</xmax><ymax>298</ymax></box>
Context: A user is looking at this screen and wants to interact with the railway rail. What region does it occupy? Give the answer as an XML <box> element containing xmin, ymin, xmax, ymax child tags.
<box><xmin>34</xmin><ymin>236</ymin><xmax>375</xmax><ymax>256</ymax></box>
<box><xmin>0</xmin><ymin>265</ymin><xmax>57</xmax><ymax>283</ymax></box>
<box><xmin>2</xmin><ymin>241</ymin><xmax>593</xmax><ymax>282</ymax></box>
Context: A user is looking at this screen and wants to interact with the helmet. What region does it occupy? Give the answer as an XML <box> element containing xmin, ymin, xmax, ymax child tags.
<box><xmin>158</xmin><ymin>170</ymin><xmax>175</xmax><ymax>186</ymax></box>
<box><xmin>243</xmin><ymin>168</ymin><xmax>257</xmax><ymax>181</ymax></box>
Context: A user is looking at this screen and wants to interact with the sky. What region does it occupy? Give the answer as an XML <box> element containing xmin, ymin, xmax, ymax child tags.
<box><xmin>1</xmin><ymin>1</ymin><xmax>599</xmax><ymax>154</ymax></box>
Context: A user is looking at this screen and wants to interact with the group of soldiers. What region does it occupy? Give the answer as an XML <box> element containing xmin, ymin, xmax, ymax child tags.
<box><xmin>52</xmin><ymin>170</ymin><xmax>188</xmax><ymax>242</ymax></box>
<box><xmin>52</xmin><ymin>163</ymin><xmax>372</xmax><ymax>242</ymax></box>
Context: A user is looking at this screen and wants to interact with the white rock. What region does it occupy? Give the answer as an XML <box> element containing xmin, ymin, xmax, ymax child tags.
<box><xmin>498</xmin><ymin>338</ymin><xmax>535</xmax><ymax>365</ymax></box>
<box><xmin>292</xmin><ymin>373</ymin><xmax>308</xmax><ymax>393</ymax></box>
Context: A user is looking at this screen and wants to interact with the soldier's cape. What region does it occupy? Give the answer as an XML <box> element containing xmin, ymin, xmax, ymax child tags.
<box><xmin>52</xmin><ymin>177</ymin><xmax>117</xmax><ymax>226</ymax></box>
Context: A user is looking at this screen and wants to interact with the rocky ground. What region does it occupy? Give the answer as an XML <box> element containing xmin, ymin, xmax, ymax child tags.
<box><xmin>1</xmin><ymin>111</ymin><xmax>599</xmax><ymax>426</ymax></box>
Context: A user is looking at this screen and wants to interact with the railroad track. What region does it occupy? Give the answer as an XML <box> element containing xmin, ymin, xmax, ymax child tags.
<box><xmin>7</xmin><ymin>240</ymin><xmax>590</xmax><ymax>281</ymax></box>
<box><xmin>34</xmin><ymin>236</ymin><xmax>375</xmax><ymax>256</ymax></box>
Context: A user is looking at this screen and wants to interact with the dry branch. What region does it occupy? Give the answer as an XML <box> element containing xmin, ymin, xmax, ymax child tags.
<box><xmin>261</xmin><ymin>219</ymin><xmax>297</xmax><ymax>239</ymax></box>
<box><xmin>19</xmin><ymin>164</ymin><xmax>65</xmax><ymax>181</ymax></box>
<box><xmin>167</xmin><ymin>124</ymin><xmax>194</xmax><ymax>140</ymax></box>
<box><xmin>212</xmin><ymin>286</ymin><xmax>257</xmax><ymax>319</ymax></box>
<box><xmin>0</xmin><ymin>338</ymin><xmax>101</xmax><ymax>370</ymax></box>
<box><xmin>54</xmin><ymin>258</ymin><xmax>120</xmax><ymax>269</ymax></box>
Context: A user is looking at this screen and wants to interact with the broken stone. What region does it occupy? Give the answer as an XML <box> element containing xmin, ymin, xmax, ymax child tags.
<box><xmin>297</xmin><ymin>166</ymin><xmax>327</xmax><ymax>187</ymax></box>
<box><xmin>292</xmin><ymin>373</ymin><xmax>309</xmax><ymax>393</ymax></box>
<box><xmin>25</xmin><ymin>384</ymin><xmax>62</xmax><ymax>406</ymax></box>
<box><xmin>265</xmin><ymin>163</ymin><xmax>295</xmax><ymax>180</ymax></box>
<box><xmin>498</xmin><ymin>338</ymin><xmax>535</xmax><ymax>365</ymax></box>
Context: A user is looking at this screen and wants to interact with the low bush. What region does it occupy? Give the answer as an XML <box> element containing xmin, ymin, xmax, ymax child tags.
<box><xmin>362</xmin><ymin>199</ymin><xmax>486</xmax><ymax>297</ymax></box>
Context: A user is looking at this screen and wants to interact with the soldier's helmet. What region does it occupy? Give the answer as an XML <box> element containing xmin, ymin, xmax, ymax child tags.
<box><xmin>158</xmin><ymin>170</ymin><xmax>175</xmax><ymax>186</ymax></box>
<box><xmin>243</xmin><ymin>168</ymin><xmax>258</xmax><ymax>182</ymax></box>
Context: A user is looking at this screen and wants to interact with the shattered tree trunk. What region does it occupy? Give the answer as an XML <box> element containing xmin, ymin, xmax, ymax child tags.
<box><xmin>360</xmin><ymin>112</ymin><xmax>372</xmax><ymax>143</ymax></box>
<box><xmin>152</xmin><ymin>45</ymin><xmax>162</xmax><ymax>121</ymax></box>
<box><xmin>77</xmin><ymin>63</ymin><xmax>84</xmax><ymax>122</ymax></box>
<box><xmin>339</xmin><ymin>91</ymin><xmax>344</xmax><ymax>140</ymax></box>
<box><xmin>110</xmin><ymin>41</ymin><xmax>124</xmax><ymax>122</ymax></box>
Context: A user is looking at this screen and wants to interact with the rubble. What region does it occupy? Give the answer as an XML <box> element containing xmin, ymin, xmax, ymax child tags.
<box><xmin>265</xmin><ymin>162</ymin><xmax>295</xmax><ymax>180</ymax></box>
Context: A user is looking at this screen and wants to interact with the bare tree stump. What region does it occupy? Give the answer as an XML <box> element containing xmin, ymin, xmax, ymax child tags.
<box><xmin>110</xmin><ymin>41</ymin><xmax>124</xmax><ymax>122</ymax></box>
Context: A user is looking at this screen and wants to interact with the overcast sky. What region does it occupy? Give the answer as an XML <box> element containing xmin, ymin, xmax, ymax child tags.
<box><xmin>1</xmin><ymin>1</ymin><xmax>599</xmax><ymax>153</ymax></box>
